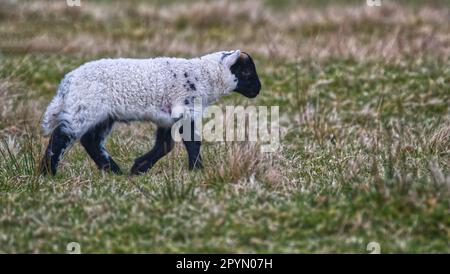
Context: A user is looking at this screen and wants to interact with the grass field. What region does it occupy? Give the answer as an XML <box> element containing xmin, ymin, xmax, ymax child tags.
<box><xmin>0</xmin><ymin>0</ymin><xmax>449</xmax><ymax>253</ymax></box>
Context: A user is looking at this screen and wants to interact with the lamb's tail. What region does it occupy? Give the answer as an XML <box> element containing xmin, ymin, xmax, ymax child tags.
<box><xmin>41</xmin><ymin>95</ymin><xmax>64</xmax><ymax>136</ymax></box>
<box><xmin>41</xmin><ymin>73</ymin><xmax>73</xmax><ymax>136</ymax></box>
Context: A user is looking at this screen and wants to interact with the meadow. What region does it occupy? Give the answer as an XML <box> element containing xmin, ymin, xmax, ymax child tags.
<box><xmin>0</xmin><ymin>0</ymin><xmax>449</xmax><ymax>253</ymax></box>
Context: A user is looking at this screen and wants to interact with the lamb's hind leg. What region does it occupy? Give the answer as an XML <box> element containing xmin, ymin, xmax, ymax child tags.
<box><xmin>130</xmin><ymin>127</ymin><xmax>174</xmax><ymax>175</ymax></box>
<box><xmin>40</xmin><ymin>125</ymin><xmax>75</xmax><ymax>176</ymax></box>
<box><xmin>80</xmin><ymin>118</ymin><xmax>121</xmax><ymax>174</ymax></box>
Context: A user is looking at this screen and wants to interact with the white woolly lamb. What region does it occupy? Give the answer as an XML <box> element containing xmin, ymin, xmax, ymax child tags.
<box><xmin>40</xmin><ymin>50</ymin><xmax>261</xmax><ymax>175</ymax></box>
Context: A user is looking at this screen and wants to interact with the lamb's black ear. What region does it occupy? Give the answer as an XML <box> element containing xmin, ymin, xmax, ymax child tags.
<box><xmin>222</xmin><ymin>50</ymin><xmax>241</xmax><ymax>68</ymax></box>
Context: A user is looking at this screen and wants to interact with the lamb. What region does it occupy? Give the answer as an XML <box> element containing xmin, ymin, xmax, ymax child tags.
<box><xmin>40</xmin><ymin>50</ymin><xmax>262</xmax><ymax>175</ymax></box>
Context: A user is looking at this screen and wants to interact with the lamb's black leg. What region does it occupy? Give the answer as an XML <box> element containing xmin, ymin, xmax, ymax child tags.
<box><xmin>80</xmin><ymin>118</ymin><xmax>121</xmax><ymax>174</ymax></box>
<box><xmin>181</xmin><ymin>120</ymin><xmax>203</xmax><ymax>170</ymax></box>
<box><xmin>130</xmin><ymin>127</ymin><xmax>174</xmax><ymax>175</ymax></box>
<box><xmin>40</xmin><ymin>125</ymin><xmax>75</xmax><ymax>176</ymax></box>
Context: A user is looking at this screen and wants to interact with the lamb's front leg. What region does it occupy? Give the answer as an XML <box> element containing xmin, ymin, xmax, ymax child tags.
<box><xmin>130</xmin><ymin>127</ymin><xmax>174</xmax><ymax>175</ymax></box>
<box><xmin>180</xmin><ymin>120</ymin><xmax>203</xmax><ymax>170</ymax></box>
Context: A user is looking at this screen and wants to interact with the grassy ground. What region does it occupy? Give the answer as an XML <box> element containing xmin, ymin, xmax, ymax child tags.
<box><xmin>0</xmin><ymin>0</ymin><xmax>449</xmax><ymax>253</ymax></box>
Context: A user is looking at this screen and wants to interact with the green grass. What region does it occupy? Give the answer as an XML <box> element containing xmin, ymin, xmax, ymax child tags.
<box><xmin>0</xmin><ymin>0</ymin><xmax>449</xmax><ymax>253</ymax></box>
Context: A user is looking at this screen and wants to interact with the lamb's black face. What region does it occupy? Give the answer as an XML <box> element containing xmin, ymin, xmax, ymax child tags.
<box><xmin>230</xmin><ymin>52</ymin><xmax>261</xmax><ymax>98</ymax></box>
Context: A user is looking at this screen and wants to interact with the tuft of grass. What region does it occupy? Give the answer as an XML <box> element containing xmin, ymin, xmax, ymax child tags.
<box><xmin>0</xmin><ymin>131</ymin><xmax>42</xmax><ymax>192</ymax></box>
<box><xmin>429</xmin><ymin>123</ymin><xmax>450</xmax><ymax>155</ymax></box>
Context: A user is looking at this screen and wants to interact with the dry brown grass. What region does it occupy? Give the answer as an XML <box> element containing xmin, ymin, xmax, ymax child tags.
<box><xmin>201</xmin><ymin>142</ymin><xmax>285</xmax><ymax>186</ymax></box>
<box><xmin>429</xmin><ymin>122</ymin><xmax>450</xmax><ymax>154</ymax></box>
<box><xmin>0</xmin><ymin>78</ymin><xmax>39</xmax><ymax>136</ymax></box>
<box><xmin>1</xmin><ymin>0</ymin><xmax>449</xmax><ymax>61</ymax></box>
